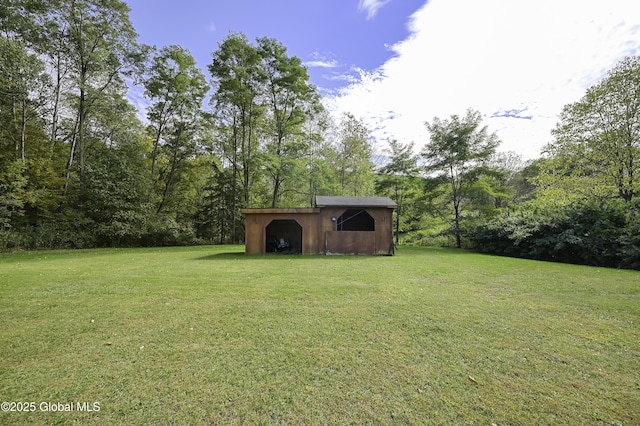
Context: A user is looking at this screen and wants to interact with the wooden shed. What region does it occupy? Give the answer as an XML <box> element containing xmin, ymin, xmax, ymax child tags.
<box><xmin>241</xmin><ymin>196</ymin><xmax>396</xmax><ymax>255</ymax></box>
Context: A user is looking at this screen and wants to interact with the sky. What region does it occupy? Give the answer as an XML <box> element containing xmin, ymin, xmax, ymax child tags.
<box><xmin>125</xmin><ymin>0</ymin><xmax>640</xmax><ymax>161</ymax></box>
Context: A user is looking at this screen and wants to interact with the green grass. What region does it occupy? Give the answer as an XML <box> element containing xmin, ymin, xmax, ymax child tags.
<box><xmin>0</xmin><ymin>246</ymin><xmax>639</xmax><ymax>425</ymax></box>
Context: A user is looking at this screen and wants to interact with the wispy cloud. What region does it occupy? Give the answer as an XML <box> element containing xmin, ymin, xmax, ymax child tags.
<box><xmin>358</xmin><ymin>0</ymin><xmax>392</xmax><ymax>20</ymax></box>
<box><xmin>323</xmin><ymin>72</ymin><xmax>359</xmax><ymax>83</ymax></box>
<box><xmin>328</xmin><ymin>0</ymin><xmax>640</xmax><ymax>159</ymax></box>
<box><xmin>305</xmin><ymin>59</ymin><xmax>340</xmax><ymax>68</ymax></box>
<box><xmin>305</xmin><ymin>51</ymin><xmax>341</xmax><ymax>69</ymax></box>
<box><xmin>126</xmin><ymin>84</ymin><xmax>149</xmax><ymax>122</ymax></box>
<box><xmin>207</xmin><ymin>21</ymin><xmax>216</xmax><ymax>33</ymax></box>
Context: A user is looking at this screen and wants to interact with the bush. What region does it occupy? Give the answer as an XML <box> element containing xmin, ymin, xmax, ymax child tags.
<box><xmin>140</xmin><ymin>215</ymin><xmax>201</xmax><ymax>247</ymax></box>
<box><xmin>468</xmin><ymin>199</ymin><xmax>640</xmax><ymax>270</ymax></box>
<box><xmin>19</xmin><ymin>211</ymin><xmax>97</xmax><ymax>249</ymax></box>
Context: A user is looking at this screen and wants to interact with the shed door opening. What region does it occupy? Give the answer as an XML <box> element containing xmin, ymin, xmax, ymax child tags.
<box><xmin>337</xmin><ymin>209</ymin><xmax>375</xmax><ymax>231</ymax></box>
<box><xmin>265</xmin><ymin>220</ymin><xmax>302</xmax><ymax>254</ymax></box>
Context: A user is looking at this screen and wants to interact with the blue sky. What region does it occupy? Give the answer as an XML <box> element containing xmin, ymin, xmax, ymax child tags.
<box><xmin>126</xmin><ymin>0</ymin><xmax>423</xmax><ymax>92</ymax></box>
<box><xmin>125</xmin><ymin>0</ymin><xmax>640</xmax><ymax>160</ymax></box>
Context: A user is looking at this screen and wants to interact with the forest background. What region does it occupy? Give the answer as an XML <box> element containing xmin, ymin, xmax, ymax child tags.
<box><xmin>1</xmin><ymin>0</ymin><xmax>638</xmax><ymax>269</ymax></box>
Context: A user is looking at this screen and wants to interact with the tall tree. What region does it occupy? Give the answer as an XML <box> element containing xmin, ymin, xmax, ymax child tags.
<box><xmin>209</xmin><ymin>32</ymin><xmax>264</xmax><ymax>207</ymax></box>
<box><xmin>335</xmin><ymin>112</ymin><xmax>375</xmax><ymax>196</ymax></box>
<box><xmin>143</xmin><ymin>45</ymin><xmax>208</xmax><ymax>214</ymax></box>
<box><xmin>257</xmin><ymin>37</ymin><xmax>322</xmax><ymax>207</ymax></box>
<box><xmin>541</xmin><ymin>56</ymin><xmax>640</xmax><ymax>203</ymax></box>
<box><xmin>58</xmin><ymin>0</ymin><xmax>143</xmax><ymax>191</ymax></box>
<box><xmin>377</xmin><ymin>139</ymin><xmax>419</xmax><ymax>244</ymax></box>
<box><xmin>81</xmin><ymin>102</ymin><xmax>151</xmax><ymax>246</ymax></box>
<box><xmin>0</xmin><ymin>36</ymin><xmax>49</xmax><ymax>164</ymax></box>
<box><xmin>301</xmin><ymin>110</ymin><xmax>339</xmax><ymax>206</ymax></box>
<box><xmin>422</xmin><ymin>109</ymin><xmax>500</xmax><ymax>248</ymax></box>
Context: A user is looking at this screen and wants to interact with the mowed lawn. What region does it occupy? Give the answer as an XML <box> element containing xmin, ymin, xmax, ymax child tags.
<box><xmin>0</xmin><ymin>246</ymin><xmax>638</xmax><ymax>425</ymax></box>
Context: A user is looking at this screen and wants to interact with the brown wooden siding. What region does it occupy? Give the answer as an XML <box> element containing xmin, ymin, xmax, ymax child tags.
<box><xmin>326</xmin><ymin>231</ymin><xmax>375</xmax><ymax>254</ymax></box>
<box><xmin>241</xmin><ymin>205</ymin><xmax>394</xmax><ymax>255</ymax></box>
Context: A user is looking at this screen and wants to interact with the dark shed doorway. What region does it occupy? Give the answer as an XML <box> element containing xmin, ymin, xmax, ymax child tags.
<box><xmin>265</xmin><ymin>220</ymin><xmax>302</xmax><ymax>254</ymax></box>
<box><xmin>337</xmin><ymin>209</ymin><xmax>375</xmax><ymax>231</ymax></box>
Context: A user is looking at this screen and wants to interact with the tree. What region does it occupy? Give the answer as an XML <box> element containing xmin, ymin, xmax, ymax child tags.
<box><xmin>0</xmin><ymin>33</ymin><xmax>67</xmax><ymax>242</ymax></box>
<box><xmin>59</xmin><ymin>0</ymin><xmax>143</xmax><ymax>193</ymax></box>
<box><xmin>143</xmin><ymin>45</ymin><xmax>208</xmax><ymax>214</ymax></box>
<box><xmin>422</xmin><ymin>109</ymin><xmax>500</xmax><ymax>248</ymax></box>
<box><xmin>0</xmin><ymin>160</ymin><xmax>26</xmax><ymax>247</ymax></box>
<box><xmin>541</xmin><ymin>56</ymin><xmax>640</xmax><ymax>203</ymax></box>
<box><xmin>209</xmin><ymin>32</ymin><xmax>264</xmax><ymax>207</ymax></box>
<box><xmin>209</xmin><ymin>33</ymin><xmax>265</xmax><ymax>241</ymax></box>
<box><xmin>377</xmin><ymin>139</ymin><xmax>419</xmax><ymax>244</ymax></box>
<box><xmin>335</xmin><ymin>112</ymin><xmax>375</xmax><ymax>196</ymax></box>
<box><xmin>257</xmin><ymin>37</ymin><xmax>322</xmax><ymax>207</ymax></box>
<box><xmin>0</xmin><ymin>36</ymin><xmax>49</xmax><ymax>164</ymax></box>
<box><xmin>82</xmin><ymin>125</ymin><xmax>151</xmax><ymax>246</ymax></box>
<box><xmin>301</xmin><ymin>111</ymin><xmax>339</xmax><ymax>206</ymax></box>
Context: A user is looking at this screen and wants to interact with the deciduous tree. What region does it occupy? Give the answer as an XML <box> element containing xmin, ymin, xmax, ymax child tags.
<box><xmin>377</xmin><ymin>139</ymin><xmax>419</xmax><ymax>244</ymax></box>
<box><xmin>422</xmin><ymin>109</ymin><xmax>500</xmax><ymax>248</ymax></box>
<box><xmin>335</xmin><ymin>112</ymin><xmax>375</xmax><ymax>196</ymax></box>
<box><xmin>541</xmin><ymin>56</ymin><xmax>640</xmax><ymax>203</ymax></box>
<box><xmin>257</xmin><ymin>37</ymin><xmax>322</xmax><ymax>207</ymax></box>
<box><xmin>143</xmin><ymin>45</ymin><xmax>208</xmax><ymax>214</ymax></box>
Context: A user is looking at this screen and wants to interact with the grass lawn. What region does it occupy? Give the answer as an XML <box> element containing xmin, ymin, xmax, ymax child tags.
<box><xmin>0</xmin><ymin>245</ymin><xmax>639</xmax><ymax>425</ymax></box>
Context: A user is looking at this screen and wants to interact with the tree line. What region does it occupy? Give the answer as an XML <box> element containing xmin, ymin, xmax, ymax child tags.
<box><xmin>1</xmin><ymin>0</ymin><xmax>638</xmax><ymax>269</ymax></box>
<box><xmin>0</xmin><ymin>0</ymin><xmax>374</xmax><ymax>248</ymax></box>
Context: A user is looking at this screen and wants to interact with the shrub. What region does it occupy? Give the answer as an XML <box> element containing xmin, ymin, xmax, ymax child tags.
<box><xmin>468</xmin><ymin>199</ymin><xmax>640</xmax><ymax>270</ymax></box>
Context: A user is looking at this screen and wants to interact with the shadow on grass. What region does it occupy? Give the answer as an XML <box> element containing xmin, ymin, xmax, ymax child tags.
<box><xmin>192</xmin><ymin>245</ymin><xmax>468</xmax><ymax>261</ymax></box>
<box><xmin>193</xmin><ymin>252</ymin><xmax>330</xmax><ymax>261</ymax></box>
<box><xmin>193</xmin><ymin>252</ymin><xmax>400</xmax><ymax>262</ymax></box>
<box><xmin>193</xmin><ymin>252</ymin><xmax>246</xmax><ymax>260</ymax></box>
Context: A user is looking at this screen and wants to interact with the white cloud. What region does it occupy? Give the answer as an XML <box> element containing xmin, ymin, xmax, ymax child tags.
<box><xmin>305</xmin><ymin>59</ymin><xmax>340</xmax><ymax>68</ymax></box>
<box><xmin>305</xmin><ymin>51</ymin><xmax>341</xmax><ymax>69</ymax></box>
<box><xmin>328</xmin><ymin>0</ymin><xmax>640</xmax><ymax>160</ymax></box>
<box><xmin>358</xmin><ymin>0</ymin><xmax>392</xmax><ymax>20</ymax></box>
<box><xmin>127</xmin><ymin>84</ymin><xmax>149</xmax><ymax>122</ymax></box>
<box><xmin>323</xmin><ymin>72</ymin><xmax>359</xmax><ymax>83</ymax></box>
<box><xmin>207</xmin><ymin>21</ymin><xmax>216</xmax><ymax>33</ymax></box>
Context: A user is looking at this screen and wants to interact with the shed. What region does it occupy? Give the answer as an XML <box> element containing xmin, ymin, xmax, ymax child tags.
<box><xmin>241</xmin><ymin>196</ymin><xmax>396</xmax><ymax>255</ymax></box>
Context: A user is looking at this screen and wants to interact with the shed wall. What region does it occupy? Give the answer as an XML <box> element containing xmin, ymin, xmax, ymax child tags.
<box><xmin>242</xmin><ymin>205</ymin><xmax>394</xmax><ymax>255</ymax></box>
<box><xmin>318</xmin><ymin>207</ymin><xmax>394</xmax><ymax>255</ymax></box>
<box><xmin>243</xmin><ymin>209</ymin><xmax>321</xmax><ymax>255</ymax></box>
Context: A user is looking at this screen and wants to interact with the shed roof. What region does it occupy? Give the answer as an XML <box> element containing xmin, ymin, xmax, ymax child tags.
<box><xmin>315</xmin><ymin>196</ymin><xmax>397</xmax><ymax>208</ymax></box>
<box><xmin>240</xmin><ymin>208</ymin><xmax>320</xmax><ymax>214</ymax></box>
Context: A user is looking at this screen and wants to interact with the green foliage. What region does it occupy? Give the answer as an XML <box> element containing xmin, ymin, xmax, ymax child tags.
<box><xmin>257</xmin><ymin>37</ymin><xmax>322</xmax><ymax>207</ymax></box>
<box><xmin>422</xmin><ymin>109</ymin><xmax>501</xmax><ymax>247</ymax></box>
<box><xmin>144</xmin><ymin>45</ymin><xmax>208</xmax><ymax>215</ymax></box>
<box><xmin>195</xmin><ymin>161</ymin><xmax>243</xmax><ymax>244</ymax></box>
<box><xmin>377</xmin><ymin>139</ymin><xmax>420</xmax><ymax>243</ymax></box>
<box><xmin>82</xmin><ymin>144</ymin><xmax>152</xmax><ymax>246</ymax></box>
<box><xmin>209</xmin><ymin>32</ymin><xmax>264</xmax><ymax>213</ymax></box>
<box><xmin>540</xmin><ymin>56</ymin><xmax>640</xmax><ymax>203</ymax></box>
<box><xmin>469</xmin><ymin>56</ymin><xmax>640</xmax><ymax>268</ymax></box>
<box><xmin>335</xmin><ymin>112</ymin><xmax>375</xmax><ymax>196</ymax></box>
<box><xmin>16</xmin><ymin>208</ymin><xmax>96</xmax><ymax>249</ymax></box>
<box><xmin>468</xmin><ymin>199</ymin><xmax>640</xmax><ymax>269</ymax></box>
<box><xmin>139</xmin><ymin>214</ymin><xmax>200</xmax><ymax>247</ymax></box>
<box><xmin>0</xmin><ymin>160</ymin><xmax>26</xmax><ymax>229</ymax></box>
<box><xmin>11</xmin><ymin>0</ymin><xmax>639</xmax><ymax>265</ymax></box>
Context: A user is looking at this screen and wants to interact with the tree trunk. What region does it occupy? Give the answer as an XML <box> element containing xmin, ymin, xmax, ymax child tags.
<box><xmin>454</xmin><ymin>204</ymin><xmax>462</xmax><ymax>249</ymax></box>
<box><xmin>20</xmin><ymin>99</ymin><xmax>27</xmax><ymax>164</ymax></box>
<box><xmin>50</xmin><ymin>50</ymin><xmax>64</xmax><ymax>143</ymax></box>
<box><xmin>231</xmin><ymin>115</ymin><xmax>238</xmax><ymax>243</ymax></box>
<box><xmin>271</xmin><ymin>173</ymin><xmax>281</xmax><ymax>208</ymax></box>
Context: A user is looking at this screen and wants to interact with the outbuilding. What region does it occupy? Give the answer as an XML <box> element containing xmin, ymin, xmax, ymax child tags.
<box><xmin>241</xmin><ymin>196</ymin><xmax>396</xmax><ymax>255</ymax></box>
